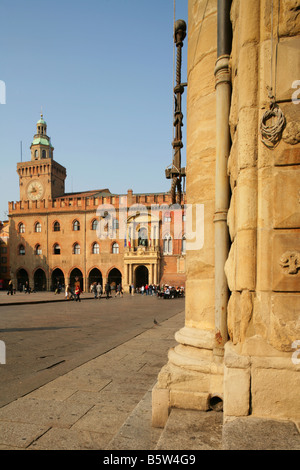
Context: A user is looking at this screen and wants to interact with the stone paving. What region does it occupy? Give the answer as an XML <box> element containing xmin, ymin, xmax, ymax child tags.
<box><xmin>0</xmin><ymin>294</ymin><xmax>187</xmax><ymax>450</ymax></box>
<box><xmin>0</xmin><ymin>312</ymin><xmax>188</xmax><ymax>450</ymax></box>
<box><xmin>0</xmin><ymin>292</ymin><xmax>299</xmax><ymax>451</ymax></box>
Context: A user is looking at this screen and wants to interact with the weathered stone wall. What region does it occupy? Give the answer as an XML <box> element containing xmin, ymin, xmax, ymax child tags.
<box><xmin>152</xmin><ymin>0</ymin><xmax>300</xmax><ymax>429</ymax></box>
<box><xmin>224</xmin><ymin>0</ymin><xmax>300</xmax><ymax>421</ymax></box>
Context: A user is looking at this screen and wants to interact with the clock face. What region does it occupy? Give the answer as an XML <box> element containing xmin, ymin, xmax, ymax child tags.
<box><xmin>27</xmin><ymin>180</ymin><xmax>44</xmax><ymax>201</ymax></box>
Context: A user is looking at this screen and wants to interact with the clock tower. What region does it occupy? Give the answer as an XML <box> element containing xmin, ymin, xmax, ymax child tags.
<box><xmin>17</xmin><ymin>114</ymin><xmax>67</xmax><ymax>202</ymax></box>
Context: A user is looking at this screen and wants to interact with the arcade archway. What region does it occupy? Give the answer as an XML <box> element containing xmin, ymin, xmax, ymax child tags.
<box><xmin>108</xmin><ymin>268</ymin><xmax>122</xmax><ymax>291</ymax></box>
<box><xmin>88</xmin><ymin>268</ymin><xmax>103</xmax><ymax>289</ymax></box>
<box><xmin>34</xmin><ymin>268</ymin><xmax>47</xmax><ymax>291</ymax></box>
<box><xmin>51</xmin><ymin>268</ymin><xmax>65</xmax><ymax>291</ymax></box>
<box><xmin>16</xmin><ymin>268</ymin><xmax>29</xmax><ymax>290</ymax></box>
<box><xmin>70</xmin><ymin>268</ymin><xmax>83</xmax><ymax>290</ymax></box>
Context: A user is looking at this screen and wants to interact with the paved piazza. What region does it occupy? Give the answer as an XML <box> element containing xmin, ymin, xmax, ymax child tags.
<box><xmin>0</xmin><ymin>292</ymin><xmax>184</xmax><ymax>408</ymax></box>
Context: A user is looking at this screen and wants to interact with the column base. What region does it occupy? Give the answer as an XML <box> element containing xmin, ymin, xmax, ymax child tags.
<box><xmin>224</xmin><ymin>338</ymin><xmax>300</xmax><ymax>421</ymax></box>
<box><xmin>152</xmin><ymin>327</ymin><xmax>225</xmax><ymax>428</ymax></box>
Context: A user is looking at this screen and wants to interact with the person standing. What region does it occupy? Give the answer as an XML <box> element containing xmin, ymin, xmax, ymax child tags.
<box><xmin>92</xmin><ymin>282</ymin><xmax>97</xmax><ymax>299</ymax></box>
<box><xmin>105</xmin><ymin>282</ymin><xmax>111</xmax><ymax>299</ymax></box>
<box><xmin>25</xmin><ymin>281</ymin><xmax>31</xmax><ymax>294</ymax></box>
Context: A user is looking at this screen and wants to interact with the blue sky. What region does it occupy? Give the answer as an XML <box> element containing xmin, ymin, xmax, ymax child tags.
<box><xmin>0</xmin><ymin>0</ymin><xmax>188</xmax><ymax>220</ymax></box>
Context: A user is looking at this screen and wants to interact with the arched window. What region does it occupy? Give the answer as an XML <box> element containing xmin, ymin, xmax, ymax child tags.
<box><xmin>18</xmin><ymin>222</ymin><xmax>25</xmax><ymax>234</ymax></box>
<box><xmin>73</xmin><ymin>243</ymin><xmax>80</xmax><ymax>254</ymax></box>
<box><xmin>42</xmin><ymin>149</ymin><xmax>46</xmax><ymax>158</ymax></box>
<box><xmin>73</xmin><ymin>220</ymin><xmax>80</xmax><ymax>231</ymax></box>
<box><xmin>112</xmin><ymin>242</ymin><xmax>119</xmax><ymax>254</ymax></box>
<box><xmin>53</xmin><ymin>244</ymin><xmax>61</xmax><ymax>255</ymax></box>
<box><xmin>182</xmin><ymin>236</ymin><xmax>186</xmax><ymax>254</ymax></box>
<box><xmin>35</xmin><ymin>244</ymin><xmax>42</xmax><ymax>255</ymax></box>
<box><xmin>163</xmin><ymin>234</ymin><xmax>173</xmax><ymax>254</ymax></box>
<box><xmin>92</xmin><ymin>242</ymin><xmax>100</xmax><ymax>254</ymax></box>
<box><xmin>91</xmin><ymin>219</ymin><xmax>98</xmax><ymax>230</ymax></box>
<box><xmin>19</xmin><ymin>244</ymin><xmax>25</xmax><ymax>255</ymax></box>
<box><xmin>138</xmin><ymin>227</ymin><xmax>148</xmax><ymax>246</ymax></box>
<box><xmin>53</xmin><ymin>221</ymin><xmax>60</xmax><ymax>232</ymax></box>
<box><xmin>35</xmin><ymin>222</ymin><xmax>42</xmax><ymax>233</ymax></box>
<box><xmin>34</xmin><ymin>150</ymin><xmax>38</xmax><ymax>159</ymax></box>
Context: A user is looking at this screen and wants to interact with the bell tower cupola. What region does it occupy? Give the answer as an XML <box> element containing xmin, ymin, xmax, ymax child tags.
<box><xmin>17</xmin><ymin>113</ymin><xmax>66</xmax><ymax>201</ymax></box>
<box><xmin>30</xmin><ymin>113</ymin><xmax>54</xmax><ymax>161</ymax></box>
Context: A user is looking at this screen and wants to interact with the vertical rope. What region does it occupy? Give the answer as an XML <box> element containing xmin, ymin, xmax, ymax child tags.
<box><xmin>274</xmin><ymin>0</ymin><xmax>280</xmax><ymax>100</ymax></box>
<box><xmin>269</xmin><ymin>0</ymin><xmax>274</xmax><ymax>100</ymax></box>
<box><xmin>260</xmin><ymin>0</ymin><xmax>285</xmax><ymax>148</ymax></box>
<box><xmin>268</xmin><ymin>0</ymin><xmax>280</xmax><ymax>103</ymax></box>
<box><xmin>172</xmin><ymin>0</ymin><xmax>176</xmax><ymax>146</ymax></box>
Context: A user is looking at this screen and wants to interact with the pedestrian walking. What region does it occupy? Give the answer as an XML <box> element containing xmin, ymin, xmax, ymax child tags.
<box><xmin>65</xmin><ymin>284</ymin><xmax>70</xmax><ymax>300</ymax></box>
<box><xmin>25</xmin><ymin>281</ymin><xmax>31</xmax><ymax>294</ymax></box>
<box><xmin>7</xmin><ymin>280</ymin><xmax>13</xmax><ymax>295</ymax></box>
<box><xmin>96</xmin><ymin>282</ymin><xmax>102</xmax><ymax>299</ymax></box>
<box><xmin>74</xmin><ymin>281</ymin><xmax>82</xmax><ymax>302</ymax></box>
<box><xmin>92</xmin><ymin>282</ymin><xmax>97</xmax><ymax>299</ymax></box>
<box><xmin>115</xmin><ymin>283</ymin><xmax>123</xmax><ymax>297</ymax></box>
<box><xmin>54</xmin><ymin>280</ymin><xmax>60</xmax><ymax>295</ymax></box>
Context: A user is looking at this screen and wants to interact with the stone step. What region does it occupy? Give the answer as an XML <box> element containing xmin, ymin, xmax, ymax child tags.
<box><xmin>155</xmin><ymin>408</ymin><xmax>223</xmax><ymax>450</ymax></box>
<box><xmin>105</xmin><ymin>388</ymin><xmax>163</xmax><ymax>450</ymax></box>
<box><xmin>105</xmin><ymin>386</ymin><xmax>223</xmax><ymax>451</ymax></box>
<box><xmin>106</xmin><ymin>386</ymin><xmax>300</xmax><ymax>451</ymax></box>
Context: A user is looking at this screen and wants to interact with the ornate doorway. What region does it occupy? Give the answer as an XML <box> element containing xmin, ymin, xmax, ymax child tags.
<box><xmin>135</xmin><ymin>265</ymin><xmax>149</xmax><ymax>288</ymax></box>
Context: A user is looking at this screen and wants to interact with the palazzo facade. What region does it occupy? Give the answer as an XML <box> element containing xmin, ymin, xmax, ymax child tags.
<box><xmin>8</xmin><ymin>116</ymin><xmax>186</xmax><ymax>292</ymax></box>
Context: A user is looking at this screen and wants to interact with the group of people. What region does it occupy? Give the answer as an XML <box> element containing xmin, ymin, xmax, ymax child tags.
<box><xmin>7</xmin><ymin>280</ymin><xmax>32</xmax><ymax>295</ymax></box>
<box><xmin>65</xmin><ymin>281</ymin><xmax>82</xmax><ymax>302</ymax></box>
<box><xmin>90</xmin><ymin>282</ymin><xmax>123</xmax><ymax>299</ymax></box>
<box><xmin>6</xmin><ymin>279</ymin><xmax>184</xmax><ymax>302</ymax></box>
<box><xmin>131</xmin><ymin>283</ymin><xmax>185</xmax><ymax>299</ymax></box>
<box><xmin>157</xmin><ymin>285</ymin><xmax>185</xmax><ymax>299</ymax></box>
<box><xmin>133</xmin><ymin>284</ymin><xmax>158</xmax><ymax>295</ymax></box>
<box><xmin>90</xmin><ymin>282</ymin><xmax>102</xmax><ymax>299</ymax></box>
